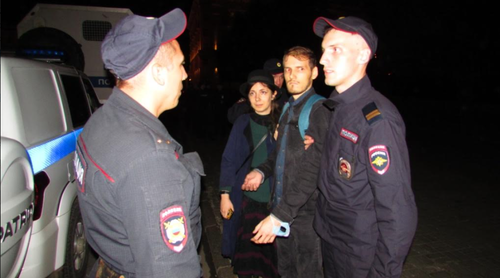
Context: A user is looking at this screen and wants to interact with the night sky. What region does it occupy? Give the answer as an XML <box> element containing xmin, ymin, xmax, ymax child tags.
<box><xmin>2</xmin><ymin>0</ymin><xmax>498</xmax><ymax>124</ymax></box>
<box><xmin>3</xmin><ymin>1</ymin><xmax>498</xmax><ymax>102</ymax></box>
<box><xmin>1</xmin><ymin>1</ymin><xmax>498</xmax><ymax>163</ymax></box>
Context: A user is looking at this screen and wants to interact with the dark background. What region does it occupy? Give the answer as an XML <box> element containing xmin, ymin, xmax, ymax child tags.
<box><xmin>2</xmin><ymin>0</ymin><xmax>499</xmax><ymax>146</ymax></box>
<box><xmin>3</xmin><ymin>0</ymin><xmax>499</xmax><ymax>100</ymax></box>
<box><xmin>3</xmin><ymin>4</ymin><xmax>499</xmax><ymax>276</ymax></box>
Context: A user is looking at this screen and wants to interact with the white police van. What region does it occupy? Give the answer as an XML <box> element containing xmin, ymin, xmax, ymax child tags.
<box><xmin>1</xmin><ymin>137</ymin><xmax>34</xmax><ymax>278</ymax></box>
<box><xmin>1</xmin><ymin>55</ymin><xmax>101</xmax><ymax>278</ymax></box>
<box><xmin>17</xmin><ymin>3</ymin><xmax>132</xmax><ymax>102</ymax></box>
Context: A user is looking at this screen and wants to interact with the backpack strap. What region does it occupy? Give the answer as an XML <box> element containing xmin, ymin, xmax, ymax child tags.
<box><xmin>298</xmin><ymin>94</ymin><xmax>325</xmax><ymax>139</ymax></box>
<box><xmin>278</xmin><ymin>94</ymin><xmax>325</xmax><ymax>139</ymax></box>
<box><xmin>279</xmin><ymin>102</ymin><xmax>290</xmax><ymax>124</ymax></box>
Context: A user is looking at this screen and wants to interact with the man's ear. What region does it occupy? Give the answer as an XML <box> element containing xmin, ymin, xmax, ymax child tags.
<box><xmin>151</xmin><ymin>63</ymin><xmax>166</xmax><ymax>86</ymax></box>
<box><xmin>312</xmin><ymin>66</ymin><xmax>319</xmax><ymax>80</ymax></box>
<box><xmin>357</xmin><ymin>49</ymin><xmax>371</xmax><ymax>65</ymax></box>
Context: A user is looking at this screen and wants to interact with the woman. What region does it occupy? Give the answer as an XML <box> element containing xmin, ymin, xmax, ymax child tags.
<box><xmin>220</xmin><ymin>69</ymin><xmax>281</xmax><ymax>278</ymax></box>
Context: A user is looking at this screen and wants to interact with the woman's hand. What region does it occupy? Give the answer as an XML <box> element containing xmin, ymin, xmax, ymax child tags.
<box><xmin>220</xmin><ymin>194</ymin><xmax>234</xmax><ymax>219</ymax></box>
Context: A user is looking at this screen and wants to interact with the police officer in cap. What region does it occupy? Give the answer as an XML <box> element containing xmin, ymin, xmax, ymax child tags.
<box><xmin>74</xmin><ymin>8</ymin><xmax>205</xmax><ymax>278</ymax></box>
<box><xmin>309</xmin><ymin>15</ymin><xmax>418</xmax><ymax>277</ymax></box>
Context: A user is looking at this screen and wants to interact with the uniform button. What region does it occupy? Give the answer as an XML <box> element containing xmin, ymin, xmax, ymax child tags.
<box><xmin>157</xmin><ymin>139</ymin><xmax>162</xmax><ymax>144</ymax></box>
<box><xmin>166</xmin><ymin>140</ymin><xmax>171</xmax><ymax>144</ymax></box>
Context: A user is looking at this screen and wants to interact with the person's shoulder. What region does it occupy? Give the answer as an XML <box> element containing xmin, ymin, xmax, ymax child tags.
<box><xmin>308</xmin><ymin>93</ymin><xmax>329</xmax><ymax>112</ymax></box>
<box><xmin>361</xmin><ymin>90</ymin><xmax>403</xmax><ymax>126</ymax></box>
<box><xmin>233</xmin><ymin>113</ymin><xmax>251</xmax><ymax>126</ymax></box>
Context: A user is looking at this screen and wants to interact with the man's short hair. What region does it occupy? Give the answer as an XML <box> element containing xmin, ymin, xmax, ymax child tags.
<box><xmin>283</xmin><ymin>46</ymin><xmax>317</xmax><ymax>69</ymax></box>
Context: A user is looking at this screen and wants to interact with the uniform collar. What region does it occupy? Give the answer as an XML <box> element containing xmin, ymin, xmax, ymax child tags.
<box><xmin>108</xmin><ymin>87</ymin><xmax>170</xmax><ymax>137</ymax></box>
<box><xmin>329</xmin><ymin>75</ymin><xmax>372</xmax><ymax>105</ymax></box>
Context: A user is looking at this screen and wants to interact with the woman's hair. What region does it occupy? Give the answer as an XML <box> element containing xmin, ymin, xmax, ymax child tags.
<box><xmin>247</xmin><ymin>81</ymin><xmax>281</xmax><ymax>132</ymax></box>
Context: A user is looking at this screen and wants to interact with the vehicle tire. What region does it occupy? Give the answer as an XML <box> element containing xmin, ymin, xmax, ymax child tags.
<box><xmin>62</xmin><ymin>199</ymin><xmax>89</xmax><ymax>278</ymax></box>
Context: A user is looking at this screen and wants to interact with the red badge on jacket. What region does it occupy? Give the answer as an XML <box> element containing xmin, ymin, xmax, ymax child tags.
<box><xmin>160</xmin><ymin>205</ymin><xmax>188</xmax><ymax>253</ymax></box>
<box><xmin>369</xmin><ymin>145</ymin><xmax>390</xmax><ymax>175</ymax></box>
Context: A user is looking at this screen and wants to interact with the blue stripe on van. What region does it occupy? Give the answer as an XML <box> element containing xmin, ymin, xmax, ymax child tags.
<box><xmin>27</xmin><ymin>128</ymin><xmax>83</xmax><ymax>174</ymax></box>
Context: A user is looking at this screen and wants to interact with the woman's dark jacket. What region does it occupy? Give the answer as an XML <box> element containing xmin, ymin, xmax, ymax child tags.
<box><xmin>219</xmin><ymin>113</ymin><xmax>276</xmax><ymax>258</ymax></box>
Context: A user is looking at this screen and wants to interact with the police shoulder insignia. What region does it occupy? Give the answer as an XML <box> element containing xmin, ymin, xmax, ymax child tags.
<box><xmin>369</xmin><ymin>145</ymin><xmax>390</xmax><ymax>175</ymax></box>
<box><xmin>362</xmin><ymin>102</ymin><xmax>382</xmax><ymax>125</ymax></box>
<box><xmin>160</xmin><ymin>205</ymin><xmax>188</xmax><ymax>253</ymax></box>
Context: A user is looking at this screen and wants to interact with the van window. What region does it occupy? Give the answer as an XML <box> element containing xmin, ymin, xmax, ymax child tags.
<box><xmin>82</xmin><ymin>77</ymin><xmax>102</xmax><ymax>112</ymax></box>
<box><xmin>82</xmin><ymin>20</ymin><xmax>112</xmax><ymax>41</ymax></box>
<box><xmin>60</xmin><ymin>75</ymin><xmax>91</xmax><ymax>128</ymax></box>
<box><xmin>13</xmin><ymin>68</ymin><xmax>66</xmax><ymax>145</ymax></box>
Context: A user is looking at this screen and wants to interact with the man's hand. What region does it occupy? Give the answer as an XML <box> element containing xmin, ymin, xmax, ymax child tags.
<box><xmin>304</xmin><ymin>135</ymin><xmax>315</xmax><ymax>150</ymax></box>
<box><xmin>242</xmin><ymin>170</ymin><xmax>263</xmax><ymax>191</ymax></box>
<box><xmin>251</xmin><ymin>215</ymin><xmax>279</xmax><ymax>244</ymax></box>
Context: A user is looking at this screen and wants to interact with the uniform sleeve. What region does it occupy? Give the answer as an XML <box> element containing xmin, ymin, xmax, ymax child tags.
<box><xmin>272</xmin><ymin>101</ymin><xmax>330</xmax><ymax>223</ymax></box>
<box><xmin>364</xmin><ymin>119</ymin><xmax>418</xmax><ymax>277</ymax></box>
<box><xmin>117</xmin><ymin>152</ymin><xmax>201</xmax><ymax>278</ymax></box>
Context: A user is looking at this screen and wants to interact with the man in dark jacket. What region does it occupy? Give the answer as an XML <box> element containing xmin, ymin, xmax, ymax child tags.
<box><xmin>74</xmin><ymin>8</ymin><xmax>205</xmax><ymax>278</ymax></box>
<box><xmin>243</xmin><ymin>46</ymin><xmax>329</xmax><ymax>278</ymax></box>
<box><xmin>310</xmin><ymin>16</ymin><xmax>418</xmax><ymax>277</ymax></box>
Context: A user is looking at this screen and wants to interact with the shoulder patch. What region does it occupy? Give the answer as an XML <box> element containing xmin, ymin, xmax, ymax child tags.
<box><xmin>369</xmin><ymin>145</ymin><xmax>390</xmax><ymax>175</ymax></box>
<box><xmin>160</xmin><ymin>205</ymin><xmax>188</xmax><ymax>253</ymax></box>
<box><xmin>362</xmin><ymin>102</ymin><xmax>382</xmax><ymax>125</ymax></box>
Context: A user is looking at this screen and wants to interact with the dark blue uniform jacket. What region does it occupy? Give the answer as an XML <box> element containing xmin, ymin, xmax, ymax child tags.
<box><xmin>74</xmin><ymin>87</ymin><xmax>204</xmax><ymax>278</ymax></box>
<box><xmin>315</xmin><ymin>76</ymin><xmax>418</xmax><ymax>277</ymax></box>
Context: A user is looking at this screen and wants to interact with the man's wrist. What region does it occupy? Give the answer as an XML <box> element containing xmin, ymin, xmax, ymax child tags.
<box><xmin>270</xmin><ymin>214</ymin><xmax>290</xmax><ymax>237</ymax></box>
<box><xmin>253</xmin><ymin>168</ymin><xmax>265</xmax><ymax>184</ymax></box>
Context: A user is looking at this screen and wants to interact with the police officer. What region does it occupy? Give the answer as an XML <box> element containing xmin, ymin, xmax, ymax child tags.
<box><xmin>311</xmin><ymin>16</ymin><xmax>418</xmax><ymax>277</ymax></box>
<box><xmin>74</xmin><ymin>8</ymin><xmax>205</xmax><ymax>278</ymax></box>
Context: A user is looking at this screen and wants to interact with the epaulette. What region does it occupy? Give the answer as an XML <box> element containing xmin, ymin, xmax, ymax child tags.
<box><xmin>362</xmin><ymin>102</ymin><xmax>382</xmax><ymax>125</ymax></box>
<box><xmin>323</xmin><ymin>99</ymin><xmax>337</xmax><ymax>110</ymax></box>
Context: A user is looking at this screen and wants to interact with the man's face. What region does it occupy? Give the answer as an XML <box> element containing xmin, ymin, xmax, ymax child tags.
<box><xmin>284</xmin><ymin>55</ymin><xmax>318</xmax><ymax>98</ymax></box>
<box><xmin>319</xmin><ymin>29</ymin><xmax>363</xmax><ymax>92</ymax></box>
<box><xmin>272</xmin><ymin>73</ymin><xmax>284</xmax><ymax>89</ymax></box>
<box><xmin>164</xmin><ymin>40</ymin><xmax>187</xmax><ymax>109</ymax></box>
